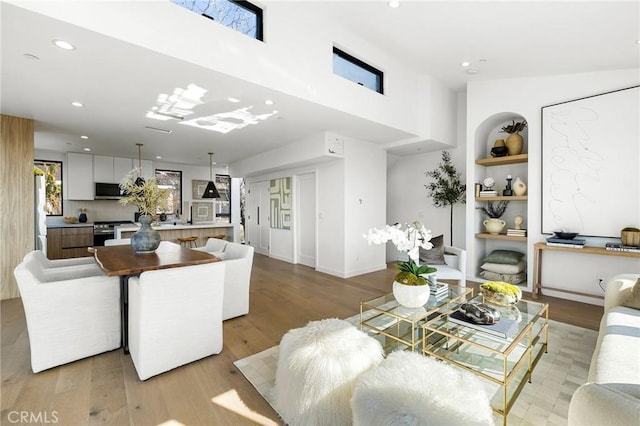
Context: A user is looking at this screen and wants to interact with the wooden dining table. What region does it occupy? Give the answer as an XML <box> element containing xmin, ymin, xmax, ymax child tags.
<box><xmin>93</xmin><ymin>241</ymin><xmax>220</xmax><ymax>353</ymax></box>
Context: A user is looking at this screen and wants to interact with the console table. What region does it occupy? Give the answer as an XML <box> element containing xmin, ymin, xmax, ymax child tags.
<box><xmin>532</xmin><ymin>242</ymin><xmax>640</xmax><ymax>298</ymax></box>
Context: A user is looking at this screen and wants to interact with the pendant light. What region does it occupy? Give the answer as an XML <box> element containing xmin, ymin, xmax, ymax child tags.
<box><xmin>202</xmin><ymin>152</ymin><xmax>221</xmax><ymax>199</ymax></box>
<box><xmin>135</xmin><ymin>143</ymin><xmax>145</xmax><ymax>186</ymax></box>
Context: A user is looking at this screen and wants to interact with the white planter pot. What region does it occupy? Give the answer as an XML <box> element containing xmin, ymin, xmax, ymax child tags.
<box><xmin>483</xmin><ymin>218</ymin><xmax>506</xmax><ymax>235</ymax></box>
<box><xmin>392</xmin><ymin>281</ymin><xmax>430</xmax><ymax>308</ymax></box>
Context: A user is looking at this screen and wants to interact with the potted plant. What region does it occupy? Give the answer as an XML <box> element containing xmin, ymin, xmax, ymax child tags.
<box><xmin>476</xmin><ymin>201</ymin><xmax>509</xmax><ymax>235</ymax></box>
<box><xmin>364</xmin><ymin>222</ymin><xmax>437</xmax><ymax>308</ymax></box>
<box><xmin>119</xmin><ymin>168</ymin><xmax>169</xmax><ymax>253</ymax></box>
<box><xmin>500</xmin><ymin>119</ymin><xmax>527</xmax><ymax>156</ymax></box>
<box><xmin>425</xmin><ymin>151</ymin><xmax>466</xmax><ymax>246</ymax></box>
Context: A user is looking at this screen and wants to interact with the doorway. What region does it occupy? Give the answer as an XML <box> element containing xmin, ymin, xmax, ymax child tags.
<box><xmin>296</xmin><ymin>172</ymin><xmax>316</xmax><ymax>267</ymax></box>
<box><xmin>245</xmin><ymin>181</ymin><xmax>270</xmax><ymax>255</ymax></box>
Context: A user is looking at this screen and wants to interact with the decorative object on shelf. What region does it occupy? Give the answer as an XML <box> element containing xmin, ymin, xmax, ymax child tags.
<box><xmin>482</xmin><ymin>177</ymin><xmax>495</xmax><ymax>191</ymax></box>
<box><xmin>553</xmin><ymin>231</ymin><xmax>579</xmax><ymax>240</ymax></box>
<box><xmin>78</xmin><ymin>208</ymin><xmax>88</xmax><ymax>223</ymax></box>
<box><xmin>512</xmin><ymin>177</ymin><xmax>527</xmax><ymax>196</ymax></box>
<box><xmin>503</xmin><ymin>175</ymin><xmax>513</xmax><ymax>196</ymax></box>
<box><xmin>424</xmin><ymin>151</ymin><xmax>466</xmax><ymax>246</ymax></box>
<box><xmin>477</xmin><ymin>201</ymin><xmax>509</xmax><ymax>234</ymax></box>
<box><xmin>480</xmin><ymin>281</ymin><xmax>523</xmax><ymax>306</ymax></box>
<box><xmin>457</xmin><ymin>302</ymin><xmax>501</xmax><ymax>325</ymax></box>
<box><xmin>514</xmin><ymin>216</ymin><xmax>524</xmax><ymax>230</ymax></box>
<box><xmin>500</xmin><ymin>119</ymin><xmax>527</xmax><ymax>156</ymax></box>
<box><xmin>491</xmin><ymin>139</ymin><xmax>508</xmax><ymax>157</ymax></box>
<box><xmin>474</xmin><ymin>183</ymin><xmax>482</xmax><ymax>197</ymax></box>
<box><xmin>621</xmin><ymin>227</ymin><xmax>640</xmax><ymax>247</ymax></box>
<box><xmin>119</xmin><ymin>168</ymin><xmax>169</xmax><ymax>253</ymax></box>
<box><xmin>364</xmin><ymin>221</ymin><xmax>436</xmax><ymax>308</ymax></box>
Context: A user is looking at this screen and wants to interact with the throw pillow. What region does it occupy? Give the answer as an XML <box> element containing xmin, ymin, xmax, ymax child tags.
<box><xmin>419</xmin><ymin>234</ymin><xmax>446</xmax><ymax>265</ymax></box>
<box><xmin>482</xmin><ymin>250</ymin><xmax>525</xmax><ymax>265</ymax></box>
<box><xmin>622</xmin><ymin>278</ymin><xmax>640</xmax><ymax>310</ymax></box>
<box><xmin>481</xmin><ymin>260</ymin><xmax>526</xmax><ymax>274</ymax></box>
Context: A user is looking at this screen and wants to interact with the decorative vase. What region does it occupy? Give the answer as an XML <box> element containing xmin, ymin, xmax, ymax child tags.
<box><xmin>78</xmin><ymin>213</ymin><xmax>87</xmax><ymax>223</ymax></box>
<box><xmin>483</xmin><ymin>218</ymin><xmax>506</xmax><ymax>235</ymax></box>
<box><xmin>513</xmin><ymin>177</ymin><xmax>527</xmax><ymax>196</ymax></box>
<box><xmin>131</xmin><ymin>214</ymin><xmax>161</xmax><ymax>253</ymax></box>
<box><xmin>505</xmin><ymin>133</ymin><xmax>523</xmax><ymax>156</ymax></box>
<box><xmin>393</xmin><ymin>281</ymin><xmax>430</xmax><ymax>308</ymax></box>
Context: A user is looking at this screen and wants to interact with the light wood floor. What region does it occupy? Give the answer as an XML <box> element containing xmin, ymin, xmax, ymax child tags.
<box><xmin>1</xmin><ymin>254</ymin><xmax>603</xmax><ymax>425</ymax></box>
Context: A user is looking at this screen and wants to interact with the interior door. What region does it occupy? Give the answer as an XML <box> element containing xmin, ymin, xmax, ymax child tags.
<box><xmin>246</xmin><ymin>181</ymin><xmax>270</xmax><ymax>256</ymax></box>
<box><xmin>297</xmin><ymin>173</ymin><xmax>316</xmax><ymax>267</ymax></box>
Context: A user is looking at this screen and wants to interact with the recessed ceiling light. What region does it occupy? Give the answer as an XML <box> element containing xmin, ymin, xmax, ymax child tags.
<box><xmin>388</xmin><ymin>0</ymin><xmax>400</xmax><ymax>8</ymax></box>
<box><xmin>156</xmin><ymin>156</ymin><xmax>162</xmax><ymax>159</ymax></box>
<box><xmin>636</xmin><ymin>39</ymin><xmax>640</xmax><ymax>44</ymax></box>
<box><xmin>83</xmin><ymin>148</ymin><xmax>91</xmax><ymax>152</ymax></box>
<box><xmin>53</xmin><ymin>39</ymin><xmax>75</xmax><ymax>50</ymax></box>
<box><xmin>23</xmin><ymin>53</ymin><xmax>40</xmax><ymax>60</ymax></box>
<box><xmin>71</xmin><ymin>101</ymin><xmax>84</xmax><ymax>107</ymax></box>
<box><xmin>265</xmin><ymin>99</ymin><xmax>274</xmax><ymax>105</ymax></box>
<box><xmin>461</xmin><ymin>61</ymin><xmax>471</xmax><ymax>67</ymax></box>
<box><xmin>228</xmin><ymin>97</ymin><xmax>240</xmax><ymax>103</ymax></box>
<box><xmin>80</xmin><ymin>135</ymin><xmax>88</xmax><ymax>139</ymax></box>
<box><xmin>466</xmin><ymin>68</ymin><xmax>479</xmax><ymax>74</ymax></box>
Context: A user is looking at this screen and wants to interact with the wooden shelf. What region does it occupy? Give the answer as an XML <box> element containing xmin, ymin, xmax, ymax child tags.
<box><xmin>475</xmin><ymin>233</ymin><xmax>527</xmax><ymax>241</ymax></box>
<box><xmin>475</xmin><ymin>154</ymin><xmax>528</xmax><ymax>166</ymax></box>
<box><xmin>476</xmin><ymin>196</ymin><xmax>527</xmax><ymax>201</ymax></box>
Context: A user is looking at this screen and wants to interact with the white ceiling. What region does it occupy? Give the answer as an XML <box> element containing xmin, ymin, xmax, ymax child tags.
<box><xmin>1</xmin><ymin>1</ymin><xmax>638</xmax><ymax>167</ymax></box>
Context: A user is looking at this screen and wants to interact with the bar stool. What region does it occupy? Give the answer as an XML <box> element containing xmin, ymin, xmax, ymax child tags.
<box><xmin>177</xmin><ymin>236</ymin><xmax>198</xmax><ymax>248</ymax></box>
<box><xmin>206</xmin><ymin>234</ymin><xmax>227</xmax><ymax>240</ymax></box>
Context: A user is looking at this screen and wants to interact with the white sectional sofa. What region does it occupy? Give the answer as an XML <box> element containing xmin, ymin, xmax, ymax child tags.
<box><xmin>196</xmin><ymin>239</ymin><xmax>255</xmax><ymax>320</ymax></box>
<box><xmin>568</xmin><ymin>274</ymin><xmax>640</xmax><ymax>426</ymax></box>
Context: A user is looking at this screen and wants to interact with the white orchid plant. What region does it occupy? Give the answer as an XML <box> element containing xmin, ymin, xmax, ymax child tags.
<box><xmin>364</xmin><ymin>221</ymin><xmax>437</xmax><ymax>285</ymax></box>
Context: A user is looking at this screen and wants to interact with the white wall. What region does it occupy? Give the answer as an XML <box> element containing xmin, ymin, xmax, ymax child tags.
<box><xmin>17</xmin><ymin>1</ymin><xmax>443</xmax><ymax>142</ymax></box>
<box><xmin>466</xmin><ymin>68</ymin><xmax>640</xmax><ymax>305</ymax></box>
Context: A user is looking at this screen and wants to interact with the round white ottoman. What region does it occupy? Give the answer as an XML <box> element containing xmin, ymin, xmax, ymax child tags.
<box><xmin>274</xmin><ymin>318</ymin><xmax>384</xmax><ymax>426</ymax></box>
<box><xmin>351</xmin><ymin>351</ymin><xmax>494</xmax><ymax>426</ymax></box>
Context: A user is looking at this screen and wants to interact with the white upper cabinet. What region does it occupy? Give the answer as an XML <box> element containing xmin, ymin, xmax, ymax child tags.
<box><xmin>94</xmin><ymin>156</ymin><xmax>133</xmax><ymax>183</ymax></box>
<box><xmin>67</xmin><ymin>152</ymin><xmax>94</xmax><ymax>200</ymax></box>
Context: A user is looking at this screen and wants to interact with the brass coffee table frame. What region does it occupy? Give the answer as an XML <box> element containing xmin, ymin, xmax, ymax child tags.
<box><xmin>422</xmin><ymin>295</ymin><xmax>549</xmax><ymax>426</ymax></box>
<box><xmin>360</xmin><ymin>286</ymin><xmax>473</xmax><ymax>353</ymax></box>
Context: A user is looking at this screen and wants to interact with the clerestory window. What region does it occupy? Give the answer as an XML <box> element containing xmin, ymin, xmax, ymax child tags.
<box><xmin>171</xmin><ymin>0</ymin><xmax>263</xmax><ymax>41</ymax></box>
<box><xmin>333</xmin><ymin>47</ymin><xmax>384</xmax><ymax>94</ymax></box>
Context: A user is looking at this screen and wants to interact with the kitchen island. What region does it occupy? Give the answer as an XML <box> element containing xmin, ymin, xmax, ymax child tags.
<box><xmin>116</xmin><ymin>222</ymin><xmax>234</xmax><ymax>245</ymax></box>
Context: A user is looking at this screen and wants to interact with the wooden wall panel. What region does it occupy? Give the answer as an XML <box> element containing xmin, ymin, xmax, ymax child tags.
<box><xmin>1</xmin><ymin>114</ymin><xmax>34</xmax><ymax>300</ymax></box>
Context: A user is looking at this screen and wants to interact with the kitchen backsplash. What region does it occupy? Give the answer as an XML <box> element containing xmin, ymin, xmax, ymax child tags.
<box><xmin>47</xmin><ymin>199</ymin><xmax>138</xmax><ymax>225</ymax></box>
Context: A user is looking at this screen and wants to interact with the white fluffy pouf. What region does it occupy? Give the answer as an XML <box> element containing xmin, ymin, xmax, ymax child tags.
<box><xmin>351</xmin><ymin>351</ymin><xmax>494</xmax><ymax>426</ymax></box>
<box><xmin>274</xmin><ymin>318</ymin><xmax>384</xmax><ymax>426</ymax></box>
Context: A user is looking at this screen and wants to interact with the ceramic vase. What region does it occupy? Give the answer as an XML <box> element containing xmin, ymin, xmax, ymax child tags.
<box><xmin>505</xmin><ymin>133</ymin><xmax>523</xmax><ymax>156</ymax></box>
<box><xmin>513</xmin><ymin>177</ymin><xmax>527</xmax><ymax>196</ymax></box>
<box><xmin>131</xmin><ymin>214</ymin><xmax>161</xmax><ymax>253</ymax></box>
<box><xmin>483</xmin><ymin>218</ymin><xmax>506</xmax><ymax>235</ymax></box>
<box><xmin>393</xmin><ymin>281</ymin><xmax>430</xmax><ymax>308</ymax></box>
<box><xmin>78</xmin><ymin>212</ymin><xmax>87</xmax><ymax>223</ymax></box>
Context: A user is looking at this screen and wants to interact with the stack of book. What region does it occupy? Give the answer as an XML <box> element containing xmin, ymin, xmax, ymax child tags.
<box><xmin>478</xmin><ymin>190</ymin><xmax>498</xmax><ymax>197</ymax></box>
<box><xmin>507</xmin><ymin>228</ymin><xmax>527</xmax><ymax>237</ymax></box>
<box><xmin>605</xmin><ymin>243</ymin><xmax>640</xmax><ymax>253</ymax></box>
<box><xmin>429</xmin><ymin>282</ymin><xmax>449</xmax><ymax>300</ymax></box>
<box><xmin>546</xmin><ymin>237</ymin><xmax>586</xmax><ymax>248</ymax></box>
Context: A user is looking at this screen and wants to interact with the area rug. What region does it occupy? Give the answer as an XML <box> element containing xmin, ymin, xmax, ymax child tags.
<box><xmin>234</xmin><ymin>315</ymin><xmax>597</xmax><ymax>426</ymax></box>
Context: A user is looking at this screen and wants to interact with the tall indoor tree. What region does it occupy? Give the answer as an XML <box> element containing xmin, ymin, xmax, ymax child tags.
<box><xmin>425</xmin><ymin>151</ymin><xmax>466</xmax><ymax>246</ymax></box>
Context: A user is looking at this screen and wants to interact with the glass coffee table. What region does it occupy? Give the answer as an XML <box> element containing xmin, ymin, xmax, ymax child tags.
<box><xmin>422</xmin><ymin>294</ymin><xmax>549</xmax><ymax>426</ymax></box>
<box><xmin>360</xmin><ymin>285</ymin><xmax>473</xmax><ymax>353</ymax></box>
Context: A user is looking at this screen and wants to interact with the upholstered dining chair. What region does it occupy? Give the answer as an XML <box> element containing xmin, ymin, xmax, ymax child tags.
<box><xmin>14</xmin><ymin>251</ymin><xmax>121</xmax><ymax>373</ymax></box>
<box><xmin>127</xmin><ymin>261</ymin><xmax>226</xmax><ymax>380</ymax></box>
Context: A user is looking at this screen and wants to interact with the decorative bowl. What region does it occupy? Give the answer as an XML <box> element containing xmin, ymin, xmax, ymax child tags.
<box><xmin>553</xmin><ymin>231</ymin><xmax>578</xmax><ymax>240</ymax></box>
<box><xmin>62</xmin><ymin>216</ymin><xmax>78</xmax><ymax>224</ymax></box>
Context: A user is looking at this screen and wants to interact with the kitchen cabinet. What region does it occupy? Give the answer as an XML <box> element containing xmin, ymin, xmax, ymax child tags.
<box><xmin>47</xmin><ymin>226</ymin><xmax>94</xmax><ymax>259</ymax></box>
<box><xmin>94</xmin><ymin>155</ymin><xmax>132</xmax><ymax>183</ymax></box>
<box><xmin>67</xmin><ymin>152</ymin><xmax>94</xmax><ymax>200</ymax></box>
